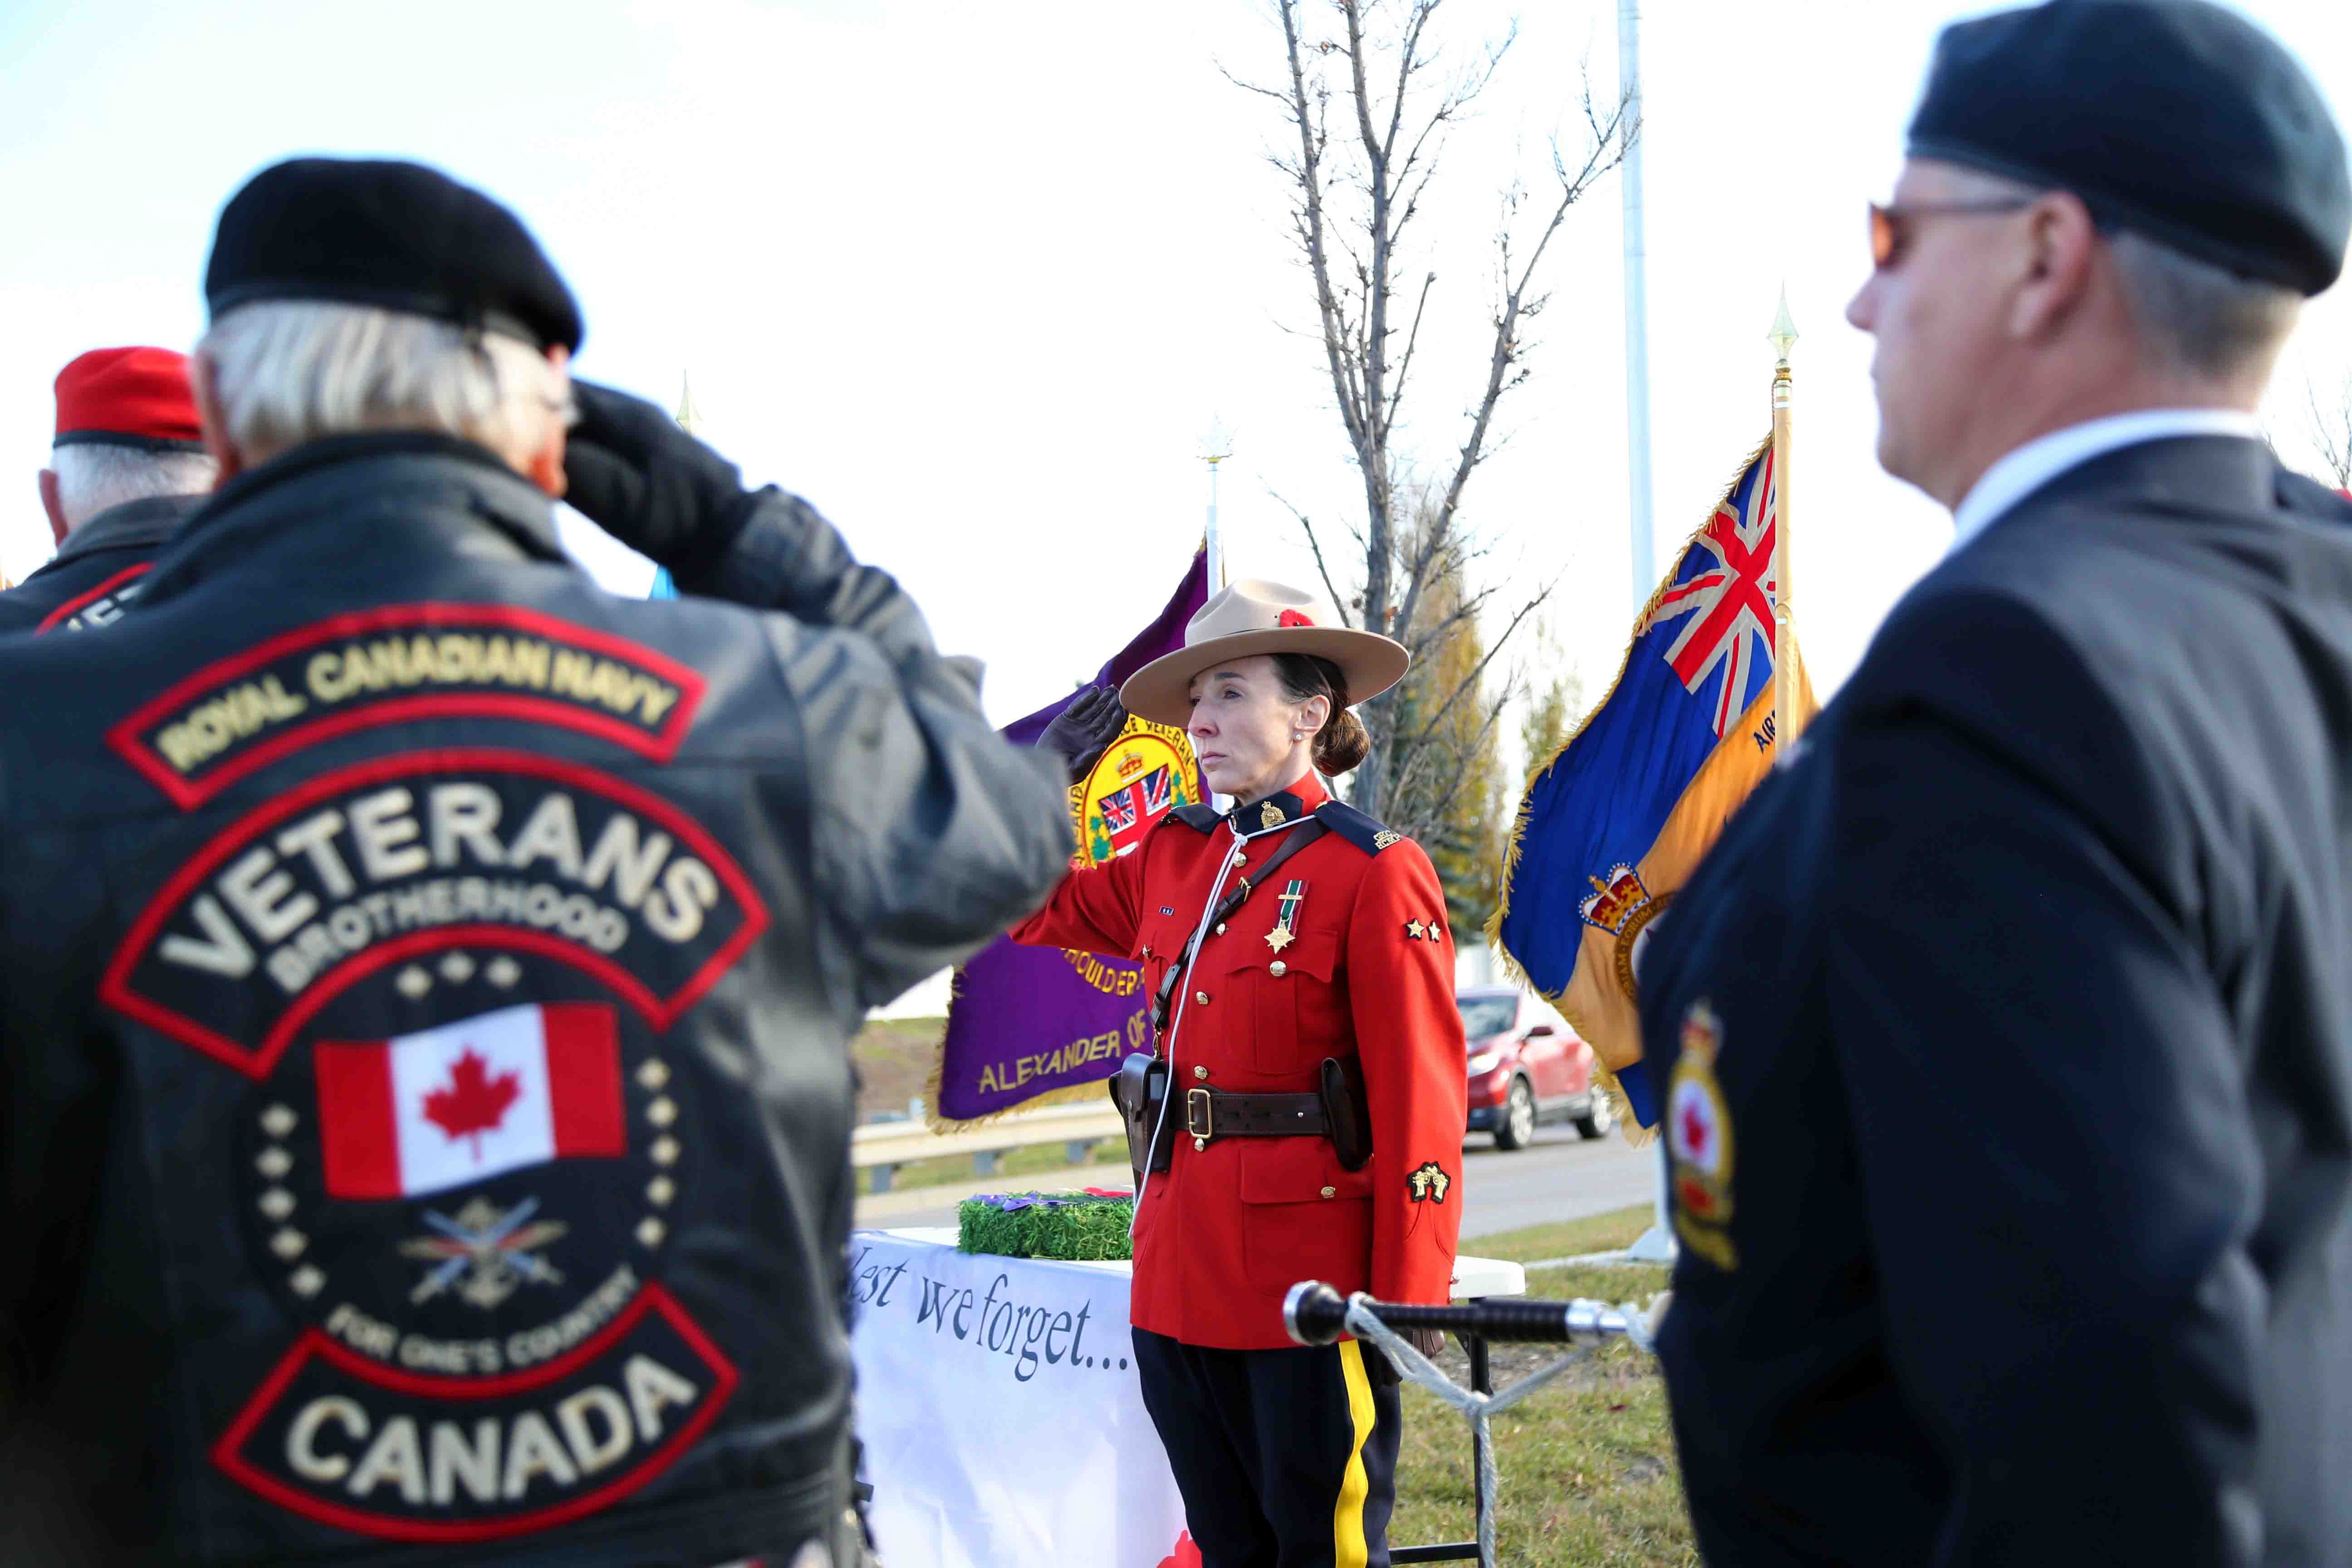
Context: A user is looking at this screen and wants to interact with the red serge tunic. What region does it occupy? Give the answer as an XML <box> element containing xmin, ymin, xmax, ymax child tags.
<box><xmin>1009</xmin><ymin>771</ymin><xmax>1470</xmax><ymax>1350</ymax></box>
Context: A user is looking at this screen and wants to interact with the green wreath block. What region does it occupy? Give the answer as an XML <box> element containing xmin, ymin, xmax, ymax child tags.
<box><xmin>958</xmin><ymin>1190</ymin><xmax>1136</xmax><ymax>1262</ymax></box>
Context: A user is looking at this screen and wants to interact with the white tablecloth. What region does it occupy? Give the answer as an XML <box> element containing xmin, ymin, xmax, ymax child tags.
<box><xmin>849</xmin><ymin>1228</ymin><xmax>1525</xmax><ymax>1568</ymax></box>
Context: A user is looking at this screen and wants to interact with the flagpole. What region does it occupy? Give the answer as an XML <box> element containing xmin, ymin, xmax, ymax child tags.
<box><xmin>1768</xmin><ymin>290</ymin><xmax>1800</xmax><ymax>753</ymax></box>
<box><xmin>1615</xmin><ymin>0</ymin><xmax>1678</xmax><ymax>1269</ymax></box>
<box><xmin>1619</xmin><ymin>0</ymin><xmax>1656</xmax><ymax>609</ymax></box>
<box><xmin>1201</xmin><ymin>416</ymin><xmax>1233</xmax><ymax>592</ymax></box>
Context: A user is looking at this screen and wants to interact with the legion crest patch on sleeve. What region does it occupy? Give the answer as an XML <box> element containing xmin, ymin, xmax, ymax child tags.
<box><xmin>1665</xmin><ymin>999</ymin><xmax>1737</xmax><ymax>1270</ymax></box>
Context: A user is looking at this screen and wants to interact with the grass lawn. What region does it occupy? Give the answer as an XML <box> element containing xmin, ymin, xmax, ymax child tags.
<box><xmin>1390</xmin><ymin>1203</ymin><xmax>1695</xmax><ymax>1567</ymax></box>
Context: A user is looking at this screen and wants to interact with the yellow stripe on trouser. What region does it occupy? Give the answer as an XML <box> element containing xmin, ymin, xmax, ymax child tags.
<box><xmin>1332</xmin><ymin>1341</ymin><xmax>1377</xmax><ymax>1568</ymax></box>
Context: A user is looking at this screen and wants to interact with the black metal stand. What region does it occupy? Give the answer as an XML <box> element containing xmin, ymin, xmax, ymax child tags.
<box><xmin>1284</xmin><ymin>1280</ymin><xmax>1653</xmax><ymax>1568</ymax></box>
<box><xmin>1388</xmin><ymin>1317</ymin><xmax>1490</xmax><ymax>1565</ymax></box>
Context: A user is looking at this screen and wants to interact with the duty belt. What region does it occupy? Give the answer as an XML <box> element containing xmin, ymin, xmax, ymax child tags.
<box><xmin>1184</xmin><ymin>1085</ymin><xmax>1329</xmax><ymax>1142</ymax></box>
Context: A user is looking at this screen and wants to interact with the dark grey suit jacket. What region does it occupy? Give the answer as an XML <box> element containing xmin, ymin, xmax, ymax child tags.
<box><xmin>1645</xmin><ymin>436</ymin><xmax>2352</xmax><ymax>1567</ymax></box>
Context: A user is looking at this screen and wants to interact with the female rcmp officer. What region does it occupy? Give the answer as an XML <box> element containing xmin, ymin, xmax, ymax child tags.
<box><xmin>1018</xmin><ymin>579</ymin><xmax>1469</xmax><ymax>1568</ymax></box>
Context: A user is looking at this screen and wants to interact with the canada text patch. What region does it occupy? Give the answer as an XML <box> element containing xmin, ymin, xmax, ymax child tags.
<box><xmin>101</xmin><ymin>749</ymin><xmax>766</xmax><ymax>1079</ymax></box>
<box><xmin>211</xmin><ymin>1284</ymin><xmax>735</xmax><ymax>1542</ymax></box>
<box><xmin>107</xmin><ymin>606</ymin><xmax>706</xmax><ymax>808</ymax></box>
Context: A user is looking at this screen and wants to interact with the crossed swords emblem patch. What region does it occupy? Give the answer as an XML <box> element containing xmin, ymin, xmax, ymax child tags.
<box><xmin>399</xmin><ymin>1194</ymin><xmax>569</xmax><ymax>1309</ymax></box>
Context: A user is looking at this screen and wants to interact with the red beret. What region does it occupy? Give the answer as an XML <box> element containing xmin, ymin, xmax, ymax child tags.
<box><xmin>53</xmin><ymin>347</ymin><xmax>205</xmax><ymax>453</ymax></box>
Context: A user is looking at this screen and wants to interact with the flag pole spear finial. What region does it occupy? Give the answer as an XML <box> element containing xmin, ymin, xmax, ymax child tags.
<box><xmin>675</xmin><ymin>372</ymin><xmax>702</xmax><ymax>436</ymax></box>
<box><xmin>1768</xmin><ymin>286</ymin><xmax>1800</xmax><ymax>754</ymax></box>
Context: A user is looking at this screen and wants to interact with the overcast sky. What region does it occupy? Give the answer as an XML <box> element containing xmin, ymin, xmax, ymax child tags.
<box><xmin>4</xmin><ymin>0</ymin><xmax>2347</xmax><ymax>748</ymax></box>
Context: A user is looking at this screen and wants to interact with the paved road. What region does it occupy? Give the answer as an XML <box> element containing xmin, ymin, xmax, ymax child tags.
<box><xmin>1454</xmin><ymin>1119</ymin><xmax>1659</xmax><ymax>1240</ymax></box>
<box><xmin>855</xmin><ymin>1118</ymin><xmax>1658</xmax><ymax>1240</ymax></box>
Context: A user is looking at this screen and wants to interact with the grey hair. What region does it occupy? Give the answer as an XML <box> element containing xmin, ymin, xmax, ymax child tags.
<box><xmin>1932</xmin><ymin>164</ymin><xmax>2299</xmax><ymax>381</ymax></box>
<box><xmin>194</xmin><ymin>301</ymin><xmax>568</xmax><ymax>466</ymax></box>
<box><xmin>48</xmin><ymin>442</ymin><xmax>217</xmax><ymax>529</ymax></box>
<box><xmin>2108</xmin><ymin>231</ymin><xmax>2301</xmax><ymax>380</ymax></box>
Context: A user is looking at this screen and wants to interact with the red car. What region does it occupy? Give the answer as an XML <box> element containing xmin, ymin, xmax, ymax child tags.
<box><xmin>1458</xmin><ymin>984</ymin><xmax>1615</xmax><ymax>1150</ymax></box>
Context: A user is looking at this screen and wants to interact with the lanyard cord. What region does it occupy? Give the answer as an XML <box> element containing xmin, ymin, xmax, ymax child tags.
<box><xmin>1126</xmin><ymin>813</ymin><xmax>1310</xmax><ymax>1241</ymax></box>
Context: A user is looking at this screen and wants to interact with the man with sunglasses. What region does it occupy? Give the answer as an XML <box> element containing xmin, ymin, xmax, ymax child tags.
<box><xmin>1635</xmin><ymin>4</ymin><xmax>2352</xmax><ymax>1564</ymax></box>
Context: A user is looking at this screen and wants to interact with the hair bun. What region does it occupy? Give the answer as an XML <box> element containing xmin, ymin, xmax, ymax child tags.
<box><xmin>1315</xmin><ymin>707</ymin><xmax>1370</xmax><ymax>775</ymax></box>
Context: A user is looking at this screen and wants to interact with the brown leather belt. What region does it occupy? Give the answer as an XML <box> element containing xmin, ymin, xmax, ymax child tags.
<box><xmin>1184</xmin><ymin>1085</ymin><xmax>1329</xmax><ymax>1142</ymax></box>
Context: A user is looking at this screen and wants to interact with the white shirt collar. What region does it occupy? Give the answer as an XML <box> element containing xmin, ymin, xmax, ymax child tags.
<box><xmin>1946</xmin><ymin>408</ymin><xmax>2264</xmax><ymax>555</ymax></box>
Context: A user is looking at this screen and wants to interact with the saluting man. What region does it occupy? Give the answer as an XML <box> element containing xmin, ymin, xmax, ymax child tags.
<box><xmin>0</xmin><ymin>159</ymin><xmax>1071</xmax><ymax>1568</ymax></box>
<box><xmin>5</xmin><ymin>346</ymin><xmax>217</xmax><ymax>633</ymax></box>
<box><xmin>1637</xmin><ymin>4</ymin><xmax>2352</xmax><ymax>1564</ymax></box>
<box><xmin>1016</xmin><ymin>580</ymin><xmax>1469</xmax><ymax>1568</ymax></box>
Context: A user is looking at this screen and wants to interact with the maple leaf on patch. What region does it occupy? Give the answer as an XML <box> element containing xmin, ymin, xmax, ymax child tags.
<box><xmin>422</xmin><ymin>1047</ymin><xmax>522</xmax><ymax>1161</ymax></box>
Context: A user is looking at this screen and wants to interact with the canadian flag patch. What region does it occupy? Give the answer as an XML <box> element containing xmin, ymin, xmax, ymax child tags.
<box><xmin>314</xmin><ymin>1002</ymin><xmax>626</xmax><ymax>1200</ymax></box>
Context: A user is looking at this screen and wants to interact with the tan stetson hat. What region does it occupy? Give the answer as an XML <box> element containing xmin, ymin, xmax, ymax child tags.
<box><xmin>1118</xmin><ymin>578</ymin><xmax>1409</xmax><ymax>728</ymax></box>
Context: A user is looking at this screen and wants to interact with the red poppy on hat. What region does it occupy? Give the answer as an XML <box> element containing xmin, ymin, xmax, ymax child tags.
<box><xmin>52</xmin><ymin>347</ymin><xmax>206</xmax><ymax>454</ymax></box>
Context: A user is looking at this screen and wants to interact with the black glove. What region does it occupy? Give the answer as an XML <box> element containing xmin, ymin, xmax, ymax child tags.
<box><xmin>1037</xmin><ymin>686</ymin><xmax>1128</xmax><ymax>786</ymax></box>
<box><xmin>562</xmin><ymin>379</ymin><xmax>762</xmax><ymax>579</ymax></box>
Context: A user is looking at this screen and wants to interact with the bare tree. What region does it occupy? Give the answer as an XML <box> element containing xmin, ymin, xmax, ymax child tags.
<box><xmin>1382</xmin><ymin>490</ymin><xmax>1515</xmax><ymax>908</ymax></box>
<box><xmin>2307</xmin><ymin>370</ymin><xmax>2352</xmax><ymax>489</ymax></box>
<box><xmin>1230</xmin><ymin>0</ymin><xmax>1636</xmax><ymax>821</ymax></box>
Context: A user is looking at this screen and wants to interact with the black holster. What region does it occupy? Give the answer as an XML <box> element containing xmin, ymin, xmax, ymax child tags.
<box><xmin>1110</xmin><ymin>1052</ymin><xmax>1171</xmax><ymax>1180</ymax></box>
<box><xmin>1319</xmin><ymin>1056</ymin><xmax>1372</xmax><ymax>1171</ymax></box>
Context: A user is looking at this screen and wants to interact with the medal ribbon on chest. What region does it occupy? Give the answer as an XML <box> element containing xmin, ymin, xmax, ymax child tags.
<box><xmin>1265</xmin><ymin>879</ymin><xmax>1308</xmax><ymax>954</ymax></box>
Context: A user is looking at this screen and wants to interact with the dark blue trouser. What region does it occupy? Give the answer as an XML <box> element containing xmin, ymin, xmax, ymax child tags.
<box><xmin>1132</xmin><ymin>1327</ymin><xmax>1401</xmax><ymax>1568</ymax></box>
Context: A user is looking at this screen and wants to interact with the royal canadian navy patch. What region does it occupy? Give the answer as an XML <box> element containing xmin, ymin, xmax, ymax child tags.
<box><xmin>106</xmin><ymin>606</ymin><xmax>706</xmax><ymax>810</ymax></box>
<box><xmin>1665</xmin><ymin>1000</ymin><xmax>1737</xmax><ymax>1270</ymax></box>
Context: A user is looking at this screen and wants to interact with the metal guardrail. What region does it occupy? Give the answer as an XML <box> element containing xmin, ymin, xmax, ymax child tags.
<box><xmin>851</xmin><ymin>1102</ymin><xmax>1127</xmax><ymax>1193</ymax></box>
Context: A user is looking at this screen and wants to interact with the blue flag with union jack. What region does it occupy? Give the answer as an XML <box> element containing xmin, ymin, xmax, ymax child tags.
<box><xmin>1491</xmin><ymin>440</ymin><xmax>1814</xmax><ymax>1127</ymax></box>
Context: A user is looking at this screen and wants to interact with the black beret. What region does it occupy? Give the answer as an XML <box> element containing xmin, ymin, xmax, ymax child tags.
<box><xmin>206</xmin><ymin>157</ymin><xmax>583</xmax><ymax>352</ymax></box>
<box><xmin>1906</xmin><ymin>0</ymin><xmax>2350</xmax><ymax>296</ymax></box>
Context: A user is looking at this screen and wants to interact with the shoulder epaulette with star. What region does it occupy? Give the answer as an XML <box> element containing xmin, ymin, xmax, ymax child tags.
<box><xmin>1166</xmin><ymin>804</ymin><xmax>1223</xmax><ymax>833</ymax></box>
<box><xmin>1313</xmin><ymin>799</ymin><xmax>1403</xmax><ymax>856</ymax></box>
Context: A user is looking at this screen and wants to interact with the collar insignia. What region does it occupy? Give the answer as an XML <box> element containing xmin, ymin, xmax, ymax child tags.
<box><xmin>1232</xmin><ymin>792</ymin><xmax>1305</xmax><ymax>834</ymax></box>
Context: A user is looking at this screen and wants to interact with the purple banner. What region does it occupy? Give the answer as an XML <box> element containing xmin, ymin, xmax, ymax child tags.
<box><xmin>934</xmin><ymin>551</ymin><xmax>1210</xmax><ymax>1123</ymax></box>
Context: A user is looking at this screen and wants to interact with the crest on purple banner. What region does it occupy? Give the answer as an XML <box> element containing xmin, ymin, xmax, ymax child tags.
<box><xmin>929</xmin><ymin>549</ymin><xmax>1212</xmax><ymax>1126</ymax></box>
